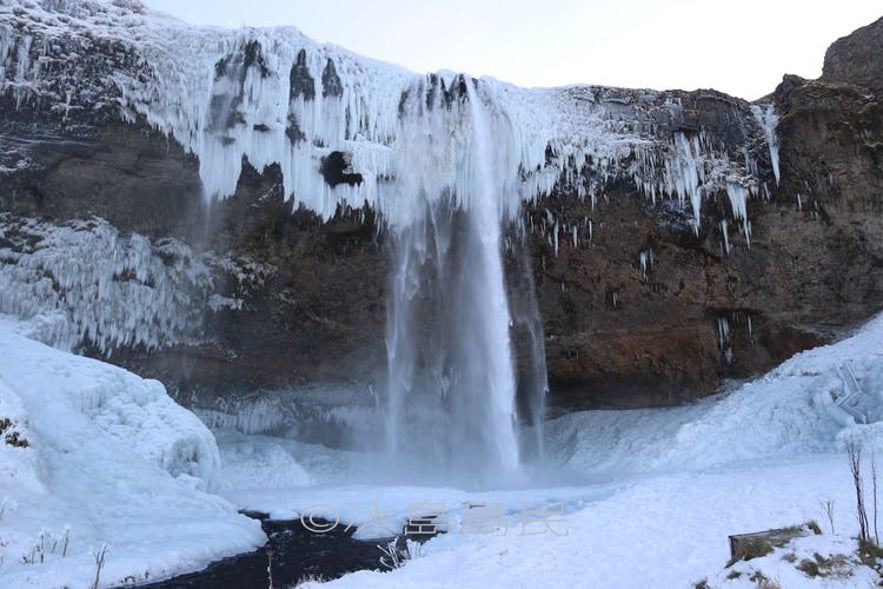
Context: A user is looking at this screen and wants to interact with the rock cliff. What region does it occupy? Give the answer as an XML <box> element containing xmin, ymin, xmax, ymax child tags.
<box><xmin>1</xmin><ymin>0</ymin><xmax>881</xmax><ymax>411</ymax></box>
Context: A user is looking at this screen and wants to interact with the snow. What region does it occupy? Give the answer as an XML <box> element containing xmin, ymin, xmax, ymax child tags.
<box><xmin>283</xmin><ymin>459</ymin><xmax>873</xmax><ymax>589</ymax></box>
<box><xmin>0</xmin><ymin>314</ymin><xmax>264</xmax><ymax>588</ymax></box>
<box><xmin>202</xmin><ymin>312</ymin><xmax>883</xmax><ymax>588</ymax></box>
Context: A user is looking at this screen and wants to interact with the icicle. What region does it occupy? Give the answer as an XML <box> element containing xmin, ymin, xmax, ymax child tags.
<box><xmin>2</xmin><ymin>4</ymin><xmax>772</xmax><ymax>229</ymax></box>
<box><xmin>639</xmin><ymin>248</ymin><xmax>654</xmax><ymax>279</ymax></box>
<box><xmin>721</xmin><ymin>219</ymin><xmax>730</xmax><ymax>255</ymax></box>
<box><xmin>717</xmin><ymin>317</ymin><xmax>729</xmax><ymax>349</ymax></box>
<box><xmin>751</xmin><ymin>104</ymin><xmax>781</xmax><ymax>187</ymax></box>
<box><xmin>553</xmin><ymin>220</ymin><xmax>559</xmax><ymax>258</ymax></box>
<box><xmin>725</xmin><ymin>184</ymin><xmax>752</xmax><ymax>249</ymax></box>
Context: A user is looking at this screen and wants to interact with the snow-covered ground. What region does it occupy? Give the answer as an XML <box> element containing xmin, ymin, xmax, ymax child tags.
<box><xmin>0</xmin><ymin>314</ymin><xmax>264</xmax><ymax>588</ymax></box>
<box><xmin>3</xmin><ymin>308</ymin><xmax>883</xmax><ymax>588</ymax></box>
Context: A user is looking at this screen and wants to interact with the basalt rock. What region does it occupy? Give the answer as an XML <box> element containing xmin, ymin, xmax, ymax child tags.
<box><xmin>821</xmin><ymin>16</ymin><xmax>883</xmax><ymax>91</ymax></box>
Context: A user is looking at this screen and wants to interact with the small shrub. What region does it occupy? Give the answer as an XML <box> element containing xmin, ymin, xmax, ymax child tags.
<box><xmin>0</xmin><ymin>417</ymin><xmax>29</xmax><ymax>448</ymax></box>
<box><xmin>797</xmin><ymin>558</ymin><xmax>820</xmax><ymax>577</ymax></box>
<box><xmin>5</xmin><ymin>431</ymin><xmax>29</xmax><ymax>448</ymax></box>
<box><xmin>692</xmin><ymin>579</ymin><xmax>709</xmax><ymax>589</ymax></box>
<box><xmin>797</xmin><ymin>552</ymin><xmax>854</xmax><ymax>579</ymax></box>
<box><xmin>821</xmin><ymin>499</ymin><xmax>836</xmax><ymax>534</ymax></box>
<box><xmin>726</xmin><ymin>569</ymin><xmax>742</xmax><ymax>579</ymax></box>
<box><xmin>858</xmin><ymin>539</ymin><xmax>883</xmax><ymax>569</ymax></box>
<box><xmin>91</xmin><ymin>544</ymin><xmax>108</xmax><ymax>589</ymax></box>
<box><xmin>847</xmin><ymin>440</ymin><xmax>871</xmax><ymax>544</ymax></box>
<box><xmin>728</xmin><ymin>537</ymin><xmax>773</xmax><ymax>566</ymax></box>
<box><xmin>748</xmin><ymin>571</ymin><xmax>781</xmax><ymax>589</ymax></box>
<box><xmin>292</xmin><ymin>574</ymin><xmax>327</xmax><ymax>587</ymax></box>
<box><xmin>19</xmin><ymin>527</ymin><xmax>71</xmax><ymax>565</ymax></box>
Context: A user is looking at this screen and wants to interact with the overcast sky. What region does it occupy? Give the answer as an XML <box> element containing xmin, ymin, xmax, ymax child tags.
<box><xmin>140</xmin><ymin>0</ymin><xmax>880</xmax><ymax>100</ymax></box>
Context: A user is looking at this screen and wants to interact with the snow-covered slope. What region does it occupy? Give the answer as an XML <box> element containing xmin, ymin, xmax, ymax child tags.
<box><xmin>0</xmin><ymin>314</ymin><xmax>265</xmax><ymax>588</ymax></box>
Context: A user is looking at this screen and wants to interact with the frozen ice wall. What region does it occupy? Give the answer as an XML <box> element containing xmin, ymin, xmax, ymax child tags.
<box><xmin>0</xmin><ymin>216</ymin><xmax>215</xmax><ymax>352</ymax></box>
<box><xmin>751</xmin><ymin>103</ymin><xmax>782</xmax><ymax>186</ymax></box>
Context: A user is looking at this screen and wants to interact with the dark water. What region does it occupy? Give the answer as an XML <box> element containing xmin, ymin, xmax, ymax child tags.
<box><xmin>129</xmin><ymin>514</ymin><xmax>389</xmax><ymax>588</ymax></box>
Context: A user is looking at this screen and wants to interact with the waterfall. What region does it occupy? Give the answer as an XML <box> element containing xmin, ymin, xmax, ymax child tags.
<box><xmin>0</xmin><ymin>7</ymin><xmax>784</xmax><ymax>486</ymax></box>
<box><xmin>383</xmin><ymin>76</ymin><xmax>541</xmax><ymax>484</ymax></box>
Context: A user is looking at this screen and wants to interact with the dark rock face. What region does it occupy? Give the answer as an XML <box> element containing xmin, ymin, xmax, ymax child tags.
<box><xmin>0</xmin><ymin>119</ymin><xmax>206</xmax><ymax>238</ymax></box>
<box><xmin>1</xmin><ymin>5</ymin><xmax>882</xmax><ymax>411</ymax></box>
<box><xmin>84</xmin><ymin>157</ymin><xmax>387</xmax><ymax>397</ymax></box>
<box><xmin>821</xmin><ymin>16</ymin><xmax>883</xmax><ymax>90</ymax></box>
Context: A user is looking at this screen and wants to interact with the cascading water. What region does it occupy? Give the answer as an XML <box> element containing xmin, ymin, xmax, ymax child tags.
<box><xmin>383</xmin><ymin>76</ymin><xmax>541</xmax><ymax>485</ymax></box>
<box><xmin>505</xmin><ymin>230</ymin><xmax>549</xmax><ymax>463</ymax></box>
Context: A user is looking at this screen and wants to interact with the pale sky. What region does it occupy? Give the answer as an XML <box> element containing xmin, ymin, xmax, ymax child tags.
<box><xmin>141</xmin><ymin>0</ymin><xmax>880</xmax><ymax>100</ymax></box>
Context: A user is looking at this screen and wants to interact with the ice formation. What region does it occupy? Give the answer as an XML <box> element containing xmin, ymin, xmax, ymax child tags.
<box><xmin>751</xmin><ymin>103</ymin><xmax>782</xmax><ymax>186</ymax></box>
<box><xmin>725</xmin><ymin>183</ymin><xmax>752</xmax><ymax>248</ymax></box>
<box><xmin>639</xmin><ymin>249</ymin><xmax>654</xmax><ymax>279</ymax></box>
<box><xmin>0</xmin><ymin>215</ymin><xmax>221</xmax><ymax>352</ymax></box>
<box><xmin>0</xmin><ymin>315</ymin><xmax>264</xmax><ymax>587</ymax></box>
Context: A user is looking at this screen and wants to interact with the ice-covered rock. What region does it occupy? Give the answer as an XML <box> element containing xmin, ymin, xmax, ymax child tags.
<box><xmin>0</xmin><ymin>313</ymin><xmax>264</xmax><ymax>586</ymax></box>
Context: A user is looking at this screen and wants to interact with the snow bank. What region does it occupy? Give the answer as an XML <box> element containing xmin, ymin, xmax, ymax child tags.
<box><xmin>0</xmin><ymin>315</ymin><xmax>264</xmax><ymax>588</ymax></box>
